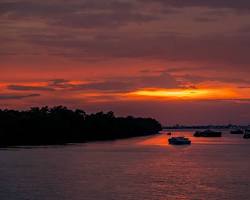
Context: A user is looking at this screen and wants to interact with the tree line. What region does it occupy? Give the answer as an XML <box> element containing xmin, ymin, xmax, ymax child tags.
<box><xmin>0</xmin><ymin>106</ymin><xmax>162</xmax><ymax>146</ymax></box>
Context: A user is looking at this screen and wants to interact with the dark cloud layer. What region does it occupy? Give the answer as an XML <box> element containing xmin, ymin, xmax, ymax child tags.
<box><xmin>2</xmin><ymin>0</ymin><xmax>250</xmax><ymax>19</ymax></box>
<box><xmin>21</xmin><ymin>33</ymin><xmax>250</xmax><ymax>66</ymax></box>
<box><xmin>0</xmin><ymin>93</ymin><xmax>40</xmax><ymax>100</ymax></box>
<box><xmin>2</xmin><ymin>0</ymin><xmax>250</xmax><ymax>68</ymax></box>
<box><xmin>8</xmin><ymin>85</ymin><xmax>55</xmax><ymax>91</ymax></box>
<box><xmin>143</xmin><ymin>0</ymin><xmax>250</xmax><ymax>11</ymax></box>
<box><xmin>0</xmin><ymin>0</ymin><xmax>157</xmax><ymax>28</ymax></box>
<box><xmin>73</xmin><ymin>81</ymin><xmax>134</xmax><ymax>92</ymax></box>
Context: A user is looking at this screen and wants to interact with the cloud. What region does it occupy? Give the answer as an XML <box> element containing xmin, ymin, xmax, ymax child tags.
<box><xmin>8</xmin><ymin>85</ymin><xmax>54</xmax><ymax>91</ymax></box>
<box><xmin>0</xmin><ymin>93</ymin><xmax>40</xmax><ymax>100</ymax></box>
<box><xmin>48</xmin><ymin>79</ymin><xmax>74</xmax><ymax>89</ymax></box>
<box><xmin>142</xmin><ymin>0</ymin><xmax>250</xmax><ymax>11</ymax></box>
<box><xmin>52</xmin><ymin>12</ymin><xmax>158</xmax><ymax>29</ymax></box>
<box><xmin>137</xmin><ymin>72</ymin><xmax>179</xmax><ymax>88</ymax></box>
<box><xmin>2</xmin><ymin>0</ymin><xmax>250</xmax><ymax>70</ymax></box>
<box><xmin>2</xmin><ymin>0</ymin><xmax>250</xmax><ymax>21</ymax></box>
<box><xmin>78</xmin><ymin>72</ymin><xmax>180</xmax><ymax>92</ymax></box>
<box><xmin>4</xmin><ymin>71</ymin><xmax>180</xmax><ymax>94</ymax></box>
<box><xmin>49</xmin><ymin>79</ymin><xmax>69</xmax><ymax>84</ymax></box>
<box><xmin>73</xmin><ymin>81</ymin><xmax>134</xmax><ymax>92</ymax></box>
<box><xmin>193</xmin><ymin>17</ymin><xmax>218</xmax><ymax>23</ymax></box>
<box><xmin>13</xmin><ymin>28</ymin><xmax>250</xmax><ymax>67</ymax></box>
<box><xmin>180</xmin><ymin>74</ymin><xmax>250</xmax><ymax>85</ymax></box>
<box><xmin>0</xmin><ymin>0</ymin><xmax>157</xmax><ymax>28</ymax></box>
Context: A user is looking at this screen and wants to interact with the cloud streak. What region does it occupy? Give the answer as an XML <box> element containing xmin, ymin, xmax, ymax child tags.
<box><xmin>0</xmin><ymin>93</ymin><xmax>40</xmax><ymax>100</ymax></box>
<box><xmin>8</xmin><ymin>85</ymin><xmax>55</xmax><ymax>91</ymax></box>
<box><xmin>142</xmin><ymin>0</ymin><xmax>250</xmax><ymax>11</ymax></box>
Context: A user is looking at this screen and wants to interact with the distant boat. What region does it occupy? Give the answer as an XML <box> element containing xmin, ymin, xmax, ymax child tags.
<box><xmin>168</xmin><ymin>137</ymin><xmax>191</xmax><ymax>145</ymax></box>
<box><xmin>243</xmin><ymin>129</ymin><xmax>250</xmax><ymax>139</ymax></box>
<box><xmin>167</xmin><ymin>132</ymin><xmax>172</xmax><ymax>136</ymax></box>
<box><xmin>194</xmin><ymin>129</ymin><xmax>222</xmax><ymax>137</ymax></box>
<box><xmin>230</xmin><ymin>129</ymin><xmax>244</xmax><ymax>134</ymax></box>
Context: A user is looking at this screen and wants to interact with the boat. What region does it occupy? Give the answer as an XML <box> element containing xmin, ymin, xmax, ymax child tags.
<box><xmin>168</xmin><ymin>137</ymin><xmax>191</xmax><ymax>145</ymax></box>
<box><xmin>167</xmin><ymin>132</ymin><xmax>172</xmax><ymax>136</ymax></box>
<box><xmin>194</xmin><ymin>129</ymin><xmax>222</xmax><ymax>137</ymax></box>
<box><xmin>243</xmin><ymin>129</ymin><xmax>250</xmax><ymax>139</ymax></box>
<box><xmin>230</xmin><ymin>129</ymin><xmax>244</xmax><ymax>134</ymax></box>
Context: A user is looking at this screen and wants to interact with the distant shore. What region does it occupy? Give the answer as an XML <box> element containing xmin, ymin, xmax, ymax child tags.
<box><xmin>0</xmin><ymin>106</ymin><xmax>162</xmax><ymax>147</ymax></box>
<box><xmin>163</xmin><ymin>125</ymin><xmax>249</xmax><ymax>130</ymax></box>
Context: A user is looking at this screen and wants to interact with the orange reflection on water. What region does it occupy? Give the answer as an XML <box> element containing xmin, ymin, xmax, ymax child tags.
<box><xmin>138</xmin><ymin>131</ymin><xmax>240</xmax><ymax>146</ymax></box>
<box><xmin>138</xmin><ymin>134</ymin><xmax>170</xmax><ymax>146</ymax></box>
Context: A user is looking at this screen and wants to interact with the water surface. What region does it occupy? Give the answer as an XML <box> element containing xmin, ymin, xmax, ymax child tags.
<box><xmin>0</xmin><ymin>130</ymin><xmax>250</xmax><ymax>200</ymax></box>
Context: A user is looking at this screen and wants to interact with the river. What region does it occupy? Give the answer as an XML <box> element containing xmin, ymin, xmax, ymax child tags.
<box><xmin>0</xmin><ymin>130</ymin><xmax>250</xmax><ymax>200</ymax></box>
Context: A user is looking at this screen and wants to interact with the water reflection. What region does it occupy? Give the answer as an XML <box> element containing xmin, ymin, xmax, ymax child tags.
<box><xmin>138</xmin><ymin>134</ymin><xmax>170</xmax><ymax>146</ymax></box>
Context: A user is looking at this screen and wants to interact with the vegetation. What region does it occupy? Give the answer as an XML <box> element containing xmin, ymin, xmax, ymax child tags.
<box><xmin>0</xmin><ymin>106</ymin><xmax>162</xmax><ymax>147</ymax></box>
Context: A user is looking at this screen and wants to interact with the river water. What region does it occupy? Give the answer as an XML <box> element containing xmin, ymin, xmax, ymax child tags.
<box><xmin>0</xmin><ymin>130</ymin><xmax>250</xmax><ymax>200</ymax></box>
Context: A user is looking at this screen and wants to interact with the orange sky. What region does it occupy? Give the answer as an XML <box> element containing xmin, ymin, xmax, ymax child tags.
<box><xmin>1</xmin><ymin>0</ymin><xmax>250</xmax><ymax>125</ymax></box>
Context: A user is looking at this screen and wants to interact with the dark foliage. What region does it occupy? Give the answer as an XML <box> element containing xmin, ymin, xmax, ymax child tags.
<box><xmin>0</xmin><ymin>106</ymin><xmax>162</xmax><ymax>146</ymax></box>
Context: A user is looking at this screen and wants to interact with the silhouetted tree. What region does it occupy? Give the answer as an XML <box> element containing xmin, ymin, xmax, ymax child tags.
<box><xmin>0</xmin><ymin>106</ymin><xmax>162</xmax><ymax>146</ymax></box>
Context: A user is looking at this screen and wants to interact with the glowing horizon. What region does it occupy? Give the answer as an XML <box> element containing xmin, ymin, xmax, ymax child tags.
<box><xmin>129</xmin><ymin>88</ymin><xmax>238</xmax><ymax>100</ymax></box>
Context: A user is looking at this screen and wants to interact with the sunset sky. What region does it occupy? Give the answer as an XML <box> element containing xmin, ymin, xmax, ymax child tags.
<box><xmin>1</xmin><ymin>0</ymin><xmax>250</xmax><ymax>125</ymax></box>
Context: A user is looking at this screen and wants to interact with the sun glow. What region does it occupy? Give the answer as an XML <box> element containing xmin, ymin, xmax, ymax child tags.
<box><xmin>130</xmin><ymin>88</ymin><xmax>237</xmax><ymax>100</ymax></box>
<box><xmin>134</xmin><ymin>89</ymin><xmax>209</xmax><ymax>98</ymax></box>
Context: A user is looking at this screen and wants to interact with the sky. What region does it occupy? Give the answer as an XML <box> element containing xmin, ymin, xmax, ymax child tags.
<box><xmin>1</xmin><ymin>0</ymin><xmax>250</xmax><ymax>125</ymax></box>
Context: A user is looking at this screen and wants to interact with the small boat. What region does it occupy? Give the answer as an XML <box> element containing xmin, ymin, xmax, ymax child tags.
<box><xmin>168</xmin><ymin>137</ymin><xmax>191</xmax><ymax>145</ymax></box>
<box><xmin>243</xmin><ymin>129</ymin><xmax>250</xmax><ymax>139</ymax></box>
<box><xmin>194</xmin><ymin>129</ymin><xmax>222</xmax><ymax>137</ymax></box>
<box><xmin>167</xmin><ymin>132</ymin><xmax>172</xmax><ymax>136</ymax></box>
<box><xmin>230</xmin><ymin>129</ymin><xmax>244</xmax><ymax>134</ymax></box>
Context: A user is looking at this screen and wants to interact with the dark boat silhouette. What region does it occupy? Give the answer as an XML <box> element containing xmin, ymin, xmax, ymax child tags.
<box><xmin>230</xmin><ymin>129</ymin><xmax>244</xmax><ymax>134</ymax></box>
<box><xmin>168</xmin><ymin>137</ymin><xmax>191</xmax><ymax>145</ymax></box>
<box><xmin>194</xmin><ymin>129</ymin><xmax>222</xmax><ymax>137</ymax></box>
<box><xmin>243</xmin><ymin>129</ymin><xmax>250</xmax><ymax>139</ymax></box>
